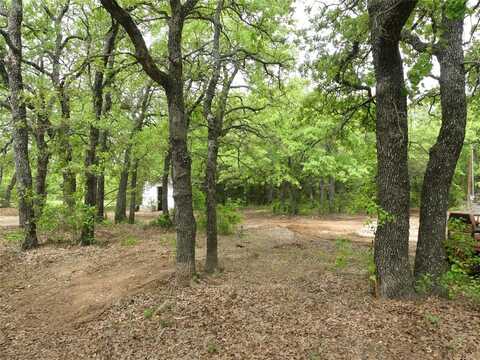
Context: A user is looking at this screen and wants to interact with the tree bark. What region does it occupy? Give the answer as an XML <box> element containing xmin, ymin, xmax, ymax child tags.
<box><xmin>80</xmin><ymin>22</ymin><xmax>118</xmax><ymax>245</ymax></box>
<box><xmin>58</xmin><ymin>86</ymin><xmax>76</xmax><ymax>211</ymax></box>
<box><xmin>128</xmin><ymin>159</ymin><xmax>138</xmax><ymax>224</ymax></box>
<box><xmin>414</xmin><ymin>8</ymin><xmax>467</xmax><ymax>284</ymax></box>
<box><xmin>101</xmin><ymin>0</ymin><xmax>199</xmax><ymax>281</ymax></box>
<box><xmin>162</xmin><ymin>148</ymin><xmax>172</xmax><ymax>216</ymax></box>
<box><xmin>115</xmin><ymin>147</ymin><xmax>130</xmax><ymax>223</ymax></box>
<box><xmin>328</xmin><ymin>177</ymin><xmax>335</xmax><ymax>213</ymax></box>
<box><xmin>96</xmin><ymin>130</ymin><xmax>107</xmax><ymax>221</ymax></box>
<box><xmin>115</xmin><ymin>85</ymin><xmax>151</xmax><ymax>223</ymax></box>
<box><xmin>1</xmin><ymin>172</ymin><xmax>16</xmax><ymax>208</ymax></box>
<box><xmin>5</xmin><ymin>0</ymin><xmax>38</xmax><ymax>249</ymax></box>
<box><xmin>33</xmin><ymin>103</ymin><xmax>51</xmax><ymax>218</ymax></box>
<box><xmin>368</xmin><ymin>0</ymin><xmax>416</xmax><ymax>298</ymax></box>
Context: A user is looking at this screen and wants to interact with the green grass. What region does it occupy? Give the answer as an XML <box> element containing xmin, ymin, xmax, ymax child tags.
<box><xmin>121</xmin><ymin>236</ymin><xmax>139</xmax><ymax>247</ymax></box>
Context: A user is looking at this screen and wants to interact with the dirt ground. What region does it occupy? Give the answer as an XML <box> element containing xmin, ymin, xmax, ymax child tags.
<box><xmin>0</xmin><ymin>209</ymin><xmax>479</xmax><ymax>359</ymax></box>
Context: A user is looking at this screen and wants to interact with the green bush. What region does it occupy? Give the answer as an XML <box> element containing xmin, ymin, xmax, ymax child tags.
<box><xmin>150</xmin><ymin>214</ymin><xmax>173</xmax><ymax>229</ymax></box>
<box><xmin>197</xmin><ymin>201</ymin><xmax>242</xmax><ymax>235</ymax></box>
<box><xmin>440</xmin><ymin>219</ymin><xmax>480</xmax><ymax>302</ymax></box>
<box><xmin>445</xmin><ymin>219</ymin><xmax>478</xmax><ymax>272</ymax></box>
<box><xmin>37</xmin><ymin>202</ymin><xmax>84</xmax><ymax>241</ymax></box>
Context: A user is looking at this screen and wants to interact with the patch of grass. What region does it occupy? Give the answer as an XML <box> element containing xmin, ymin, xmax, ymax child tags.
<box><xmin>206</xmin><ymin>342</ymin><xmax>218</xmax><ymax>354</ymax></box>
<box><xmin>121</xmin><ymin>236</ymin><xmax>139</xmax><ymax>247</ymax></box>
<box><xmin>332</xmin><ymin>238</ymin><xmax>353</xmax><ymax>270</ymax></box>
<box><xmin>4</xmin><ymin>230</ymin><xmax>23</xmax><ymax>244</ymax></box>
<box><xmin>159</xmin><ymin>318</ymin><xmax>173</xmax><ymax>328</ymax></box>
<box><xmin>149</xmin><ymin>214</ymin><xmax>173</xmax><ymax>229</ymax></box>
<box><xmin>424</xmin><ymin>312</ymin><xmax>441</xmax><ymax>326</ymax></box>
<box><xmin>143</xmin><ymin>308</ymin><xmax>154</xmax><ymax>319</ymax></box>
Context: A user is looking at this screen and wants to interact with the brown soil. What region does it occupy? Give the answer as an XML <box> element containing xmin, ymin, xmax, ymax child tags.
<box><xmin>0</xmin><ymin>210</ymin><xmax>479</xmax><ymax>359</ymax></box>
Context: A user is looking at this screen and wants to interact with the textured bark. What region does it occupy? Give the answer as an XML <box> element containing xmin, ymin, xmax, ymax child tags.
<box><xmin>203</xmin><ymin>0</ymin><xmax>224</xmax><ymax>273</ymax></box>
<box><xmin>414</xmin><ymin>10</ymin><xmax>467</xmax><ymax>283</ymax></box>
<box><xmin>33</xmin><ymin>102</ymin><xmax>52</xmax><ymax>218</ymax></box>
<box><xmin>1</xmin><ymin>172</ymin><xmax>16</xmax><ymax>208</ymax></box>
<box><xmin>5</xmin><ymin>0</ymin><xmax>38</xmax><ymax>248</ymax></box>
<box><xmin>80</xmin><ymin>23</ymin><xmax>118</xmax><ymax>245</ymax></box>
<box><xmin>128</xmin><ymin>160</ymin><xmax>138</xmax><ymax>224</ymax></box>
<box><xmin>368</xmin><ymin>0</ymin><xmax>416</xmax><ymax>298</ymax></box>
<box><xmin>102</xmin><ymin>0</ymin><xmax>199</xmax><ymax>281</ymax></box>
<box><xmin>161</xmin><ymin>148</ymin><xmax>172</xmax><ymax>216</ymax></box>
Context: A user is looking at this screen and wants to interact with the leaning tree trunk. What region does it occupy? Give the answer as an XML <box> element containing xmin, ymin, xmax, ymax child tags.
<box><xmin>414</xmin><ymin>10</ymin><xmax>467</xmax><ymax>284</ymax></box>
<box><xmin>115</xmin><ymin>147</ymin><xmax>130</xmax><ymax>223</ymax></box>
<box><xmin>5</xmin><ymin>0</ymin><xmax>38</xmax><ymax>249</ymax></box>
<box><xmin>368</xmin><ymin>0</ymin><xmax>416</xmax><ymax>298</ymax></box>
<box><xmin>1</xmin><ymin>172</ymin><xmax>16</xmax><ymax>208</ymax></box>
<box><xmin>128</xmin><ymin>159</ymin><xmax>138</xmax><ymax>224</ymax></box>
<box><xmin>161</xmin><ymin>148</ymin><xmax>171</xmax><ymax>217</ymax></box>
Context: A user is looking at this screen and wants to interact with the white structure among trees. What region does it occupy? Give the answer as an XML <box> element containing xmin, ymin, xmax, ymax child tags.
<box><xmin>140</xmin><ymin>181</ymin><xmax>174</xmax><ymax>211</ymax></box>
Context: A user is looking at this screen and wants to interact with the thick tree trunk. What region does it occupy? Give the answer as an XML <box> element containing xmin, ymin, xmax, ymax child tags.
<box><xmin>368</xmin><ymin>0</ymin><xmax>416</xmax><ymax>298</ymax></box>
<box><xmin>115</xmin><ymin>148</ymin><xmax>130</xmax><ymax>223</ymax></box>
<box><xmin>2</xmin><ymin>172</ymin><xmax>16</xmax><ymax>208</ymax></box>
<box><xmin>414</xmin><ymin>11</ymin><xmax>467</xmax><ymax>284</ymax></box>
<box><xmin>167</xmin><ymin>6</ymin><xmax>197</xmax><ymax>280</ymax></box>
<box><xmin>100</xmin><ymin>0</ymin><xmax>197</xmax><ymax>281</ymax></box>
<box><xmin>5</xmin><ymin>0</ymin><xmax>38</xmax><ymax>249</ymax></box>
<box><xmin>128</xmin><ymin>159</ymin><xmax>138</xmax><ymax>224</ymax></box>
<box><xmin>162</xmin><ymin>148</ymin><xmax>171</xmax><ymax>216</ymax></box>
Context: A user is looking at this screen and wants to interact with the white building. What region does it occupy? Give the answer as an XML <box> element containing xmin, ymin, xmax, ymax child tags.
<box><xmin>140</xmin><ymin>180</ymin><xmax>174</xmax><ymax>211</ymax></box>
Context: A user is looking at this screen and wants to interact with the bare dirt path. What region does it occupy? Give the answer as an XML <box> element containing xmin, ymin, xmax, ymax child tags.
<box><xmin>0</xmin><ymin>210</ymin><xmax>478</xmax><ymax>359</ymax></box>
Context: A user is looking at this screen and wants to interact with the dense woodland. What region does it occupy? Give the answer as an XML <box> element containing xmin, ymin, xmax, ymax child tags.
<box><xmin>1</xmin><ymin>0</ymin><xmax>480</xmax><ymax>302</ymax></box>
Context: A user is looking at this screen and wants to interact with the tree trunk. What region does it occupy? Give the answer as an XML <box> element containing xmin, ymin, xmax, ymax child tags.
<box><xmin>414</xmin><ymin>9</ymin><xmax>467</xmax><ymax>285</ymax></box>
<box><xmin>34</xmin><ymin>109</ymin><xmax>51</xmax><ymax>218</ymax></box>
<box><xmin>319</xmin><ymin>178</ymin><xmax>326</xmax><ymax>211</ymax></box>
<box><xmin>115</xmin><ymin>148</ymin><xmax>131</xmax><ymax>223</ymax></box>
<box><xmin>167</xmin><ymin>6</ymin><xmax>197</xmax><ymax>280</ymax></box>
<box><xmin>328</xmin><ymin>177</ymin><xmax>335</xmax><ymax>213</ymax></box>
<box><xmin>368</xmin><ymin>0</ymin><xmax>416</xmax><ymax>298</ymax></box>
<box><xmin>5</xmin><ymin>0</ymin><xmax>38</xmax><ymax>249</ymax></box>
<box><xmin>100</xmin><ymin>0</ymin><xmax>197</xmax><ymax>281</ymax></box>
<box><xmin>80</xmin><ymin>23</ymin><xmax>118</xmax><ymax>245</ymax></box>
<box><xmin>96</xmin><ymin>130</ymin><xmax>108</xmax><ymax>221</ymax></box>
<box><xmin>128</xmin><ymin>159</ymin><xmax>138</xmax><ymax>224</ymax></box>
<box><xmin>205</xmin><ymin>132</ymin><xmax>219</xmax><ymax>272</ymax></box>
<box><xmin>58</xmin><ymin>88</ymin><xmax>76</xmax><ymax>211</ymax></box>
<box><xmin>162</xmin><ymin>148</ymin><xmax>171</xmax><ymax>216</ymax></box>
<box><xmin>2</xmin><ymin>172</ymin><xmax>16</xmax><ymax>208</ymax></box>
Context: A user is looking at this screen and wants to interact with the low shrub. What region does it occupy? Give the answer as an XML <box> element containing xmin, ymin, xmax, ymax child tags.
<box><xmin>197</xmin><ymin>202</ymin><xmax>242</xmax><ymax>235</ymax></box>
<box><xmin>150</xmin><ymin>214</ymin><xmax>174</xmax><ymax>229</ymax></box>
